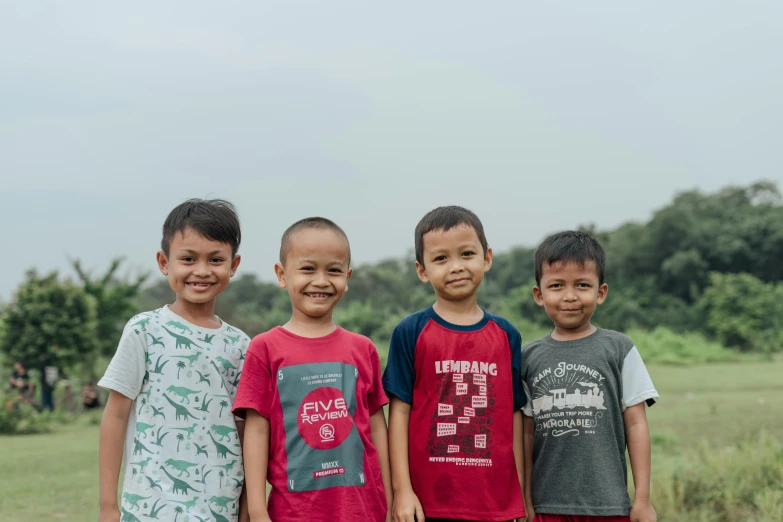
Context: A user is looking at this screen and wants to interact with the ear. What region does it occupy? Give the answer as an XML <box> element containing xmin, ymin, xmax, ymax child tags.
<box><xmin>415</xmin><ymin>261</ymin><xmax>429</xmax><ymax>283</ymax></box>
<box><xmin>596</xmin><ymin>283</ymin><xmax>608</xmax><ymax>304</ymax></box>
<box><xmin>156</xmin><ymin>251</ymin><xmax>169</xmax><ymax>276</ymax></box>
<box><xmin>345</xmin><ymin>267</ymin><xmax>353</xmax><ymax>292</ymax></box>
<box><xmin>483</xmin><ymin>247</ymin><xmax>493</xmax><ymax>273</ymax></box>
<box><xmin>274</xmin><ymin>263</ymin><xmax>287</xmax><ymax>289</ymax></box>
<box><xmin>230</xmin><ymin>254</ymin><xmax>241</xmax><ymax>277</ymax></box>
<box><xmin>532</xmin><ymin>285</ymin><xmax>545</xmax><ymax>307</ymax></box>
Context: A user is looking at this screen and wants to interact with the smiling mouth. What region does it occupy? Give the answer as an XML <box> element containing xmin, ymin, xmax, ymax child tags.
<box><xmin>447</xmin><ymin>278</ymin><xmax>470</xmax><ymax>285</ymax></box>
<box><xmin>304</xmin><ymin>292</ymin><xmax>333</xmax><ymax>300</ymax></box>
<box><xmin>187</xmin><ymin>282</ymin><xmax>215</xmax><ymax>288</ymax></box>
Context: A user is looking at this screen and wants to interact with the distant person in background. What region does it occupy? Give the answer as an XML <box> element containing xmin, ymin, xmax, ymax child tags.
<box><xmin>38</xmin><ymin>352</ymin><xmax>59</xmax><ymax>411</ymax></box>
<box><xmin>8</xmin><ymin>360</ymin><xmax>34</xmax><ymax>400</ymax></box>
<box><xmin>81</xmin><ymin>382</ymin><xmax>101</xmax><ymax>410</ymax></box>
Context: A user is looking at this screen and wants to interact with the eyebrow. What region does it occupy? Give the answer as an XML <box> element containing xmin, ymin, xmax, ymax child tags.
<box><xmin>177</xmin><ymin>249</ymin><xmax>228</xmax><ymax>255</ymax></box>
<box><xmin>297</xmin><ymin>259</ymin><xmax>346</xmax><ymax>266</ymax></box>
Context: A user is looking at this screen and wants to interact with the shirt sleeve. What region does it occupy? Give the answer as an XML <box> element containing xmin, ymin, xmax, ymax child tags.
<box><xmin>382</xmin><ymin>321</ymin><xmax>418</xmax><ymax>404</ymax></box>
<box><xmin>508</xmin><ymin>326</ymin><xmax>527</xmax><ymax>411</ymax></box>
<box><xmin>229</xmin><ymin>334</ymin><xmax>251</xmax><ymax>422</ymax></box>
<box><xmin>522</xmin><ymin>381</ymin><xmax>534</xmax><ymax>417</ymax></box>
<box><xmin>367</xmin><ymin>342</ymin><xmax>390</xmax><ymax>415</ymax></box>
<box><xmin>232</xmin><ymin>338</ymin><xmax>273</xmax><ymax>420</ymax></box>
<box><xmin>621</xmin><ymin>346</ymin><xmax>659</xmax><ymax>409</ymax></box>
<box><xmin>98</xmin><ymin>323</ymin><xmax>147</xmax><ymax>400</ymax></box>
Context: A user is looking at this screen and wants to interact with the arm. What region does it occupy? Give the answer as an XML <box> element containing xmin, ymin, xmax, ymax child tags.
<box><xmin>512</xmin><ymin>411</ymin><xmax>524</xmax><ymax>497</ymax></box>
<box><xmin>388</xmin><ymin>397</ymin><xmax>424</xmax><ymax>522</ymax></box>
<box><xmin>236</xmin><ymin>421</ymin><xmax>249</xmax><ymax>522</ymax></box>
<box><xmin>522</xmin><ymin>414</ymin><xmax>535</xmax><ymax>522</ymax></box>
<box><xmin>98</xmin><ymin>390</ymin><xmax>132</xmax><ymax>522</ymax></box>
<box><xmin>624</xmin><ymin>403</ymin><xmax>656</xmax><ymax>522</ymax></box>
<box><xmin>243</xmin><ymin>410</ymin><xmax>272</xmax><ymax>522</ymax></box>
<box><xmin>370</xmin><ymin>408</ymin><xmax>393</xmax><ymax>522</ymax></box>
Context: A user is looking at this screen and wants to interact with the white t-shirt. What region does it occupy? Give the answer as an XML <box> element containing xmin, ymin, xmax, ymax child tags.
<box><xmin>99</xmin><ymin>305</ymin><xmax>250</xmax><ymax>521</ymax></box>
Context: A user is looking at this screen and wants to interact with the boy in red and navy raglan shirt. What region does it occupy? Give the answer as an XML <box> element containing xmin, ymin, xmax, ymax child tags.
<box><xmin>233</xmin><ymin>218</ymin><xmax>392</xmax><ymax>522</ymax></box>
<box><xmin>383</xmin><ymin>206</ymin><xmax>527</xmax><ymax>522</ymax></box>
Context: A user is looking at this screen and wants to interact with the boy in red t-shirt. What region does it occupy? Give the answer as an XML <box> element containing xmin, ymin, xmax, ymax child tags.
<box><xmin>233</xmin><ymin>217</ymin><xmax>392</xmax><ymax>522</ymax></box>
<box><xmin>383</xmin><ymin>206</ymin><xmax>527</xmax><ymax>522</ymax></box>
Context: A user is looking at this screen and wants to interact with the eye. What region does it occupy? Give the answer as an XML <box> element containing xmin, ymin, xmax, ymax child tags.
<box><xmin>548</xmin><ymin>283</ymin><xmax>562</xmax><ymax>289</ymax></box>
<box><xmin>328</xmin><ymin>268</ymin><xmax>343</xmax><ymax>274</ymax></box>
<box><xmin>181</xmin><ymin>257</ymin><xmax>195</xmax><ymax>263</ymax></box>
<box><xmin>300</xmin><ymin>266</ymin><xmax>314</xmax><ymax>272</ymax></box>
<box><xmin>210</xmin><ymin>257</ymin><xmax>225</xmax><ymax>263</ymax></box>
<box><xmin>433</xmin><ymin>255</ymin><xmax>446</xmax><ymax>262</ymax></box>
<box><xmin>462</xmin><ymin>251</ymin><xmax>476</xmax><ymax>257</ymax></box>
<box><xmin>577</xmin><ymin>283</ymin><xmax>591</xmax><ymax>288</ymax></box>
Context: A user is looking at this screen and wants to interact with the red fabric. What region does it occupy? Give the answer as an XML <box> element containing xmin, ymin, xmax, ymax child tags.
<box><xmin>233</xmin><ymin>326</ymin><xmax>389</xmax><ymax>522</ymax></box>
<box><xmin>409</xmin><ymin>320</ymin><xmax>525</xmax><ymax>521</ymax></box>
<box><xmin>536</xmin><ymin>515</ymin><xmax>631</xmax><ymax>522</ymax></box>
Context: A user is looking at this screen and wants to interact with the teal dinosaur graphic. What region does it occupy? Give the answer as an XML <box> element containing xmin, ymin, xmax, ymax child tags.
<box><xmin>146</xmin><ymin>498</ymin><xmax>167</xmax><ymax>519</ymax></box>
<box><xmin>149</xmin><ymin>354</ymin><xmax>169</xmax><ymax>375</ymax></box>
<box><xmin>147</xmin><ymin>332</ymin><xmax>165</xmax><ymax>348</ymax></box>
<box><xmin>146</xmin><ymin>476</ymin><xmax>163</xmax><ymax>491</ymax></box>
<box><xmin>212</xmin><ymin>460</ymin><xmax>236</xmax><ymax>473</ymax></box>
<box><xmin>136</xmin><ymin>422</ymin><xmax>155</xmax><ymax>439</ymax></box>
<box><xmin>172</xmin><ymin>423</ymin><xmax>198</xmax><ymax>439</ymax></box>
<box><xmin>210</xmin><ymin>361</ymin><xmax>227</xmax><ymax>389</ymax></box>
<box><xmin>132</xmin><ymin>317</ymin><xmax>151</xmax><ymax>330</ymax></box>
<box><xmin>230</xmin><ymin>372</ymin><xmax>242</xmax><ymax>389</ymax></box>
<box><xmin>192</xmin><ymin>516</ymin><xmax>208</xmax><ymax>522</ymax></box>
<box><xmin>151</xmin><ymin>426</ymin><xmax>169</xmax><ymax>447</ymax></box>
<box><xmin>159</xmin><ymin>466</ymin><xmax>200</xmax><ymax>495</ymax></box>
<box><xmin>196</xmin><ymin>392</ymin><xmax>213</xmax><ymax>413</ymax></box>
<box><xmin>225</xmin><ymin>333</ymin><xmax>241</xmax><ymax>345</ymax></box>
<box><xmin>194</xmin><ymin>442</ymin><xmax>209</xmax><ymax>458</ymax></box>
<box><xmin>164</xmin><ymin>458</ymin><xmax>198</xmax><ymax>477</ymax></box>
<box><xmin>139</xmin><ymin>386</ymin><xmax>152</xmax><ymax>402</ymax></box>
<box><xmin>197</xmin><ymin>464</ymin><xmax>212</xmax><ymax>485</ymax></box>
<box><xmin>208</xmin><ymin>431</ymin><xmax>239</xmax><ymax>458</ymax></box>
<box><xmin>144</xmin><ymin>350</ymin><xmax>154</xmax><ymax>365</ymax></box>
<box><xmin>131</xmin><ymin>457</ymin><xmax>152</xmax><ymax>472</ymax></box>
<box><xmin>150</xmin><ymin>405</ymin><xmax>166</xmax><ymax>419</ymax></box>
<box><xmin>162</xmin><ymin>326</ymin><xmax>201</xmax><ymax>349</ymax></box>
<box><xmin>133</xmin><ymin>437</ymin><xmax>153</xmax><ymax>456</ymax></box>
<box><xmin>166</xmin><ymin>320</ymin><xmax>194</xmax><ymax>334</ymax></box>
<box><xmin>170</xmin><ymin>497</ymin><xmax>199</xmax><ymax>513</ymax></box>
<box><xmin>162</xmin><ymin>393</ymin><xmax>198</xmax><ymax>421</ymax></box>
<box><xmin>172</xmin><ymin>352</ymin><xmax>202</xmax><ymax>367</ymax></box>
<box><xmin>231</xmin><ymin>477</ymin><xmax>243</xmax><ymax>490</ymax></box>
<box><xmin>122</xmin><ymin>493</ymin><xmax>150</xmax><ymax>511</ymax></box>
<box><xmin>210</xmin><ymin>424</ymin><xmax>237</xmax><ymax>442</ymax></box>
<box><xmin>120</xmin><ymin>507</ymin><xmax>142</xmax><ymax>522</ymax></box>
<box><xmin>195</xmin><ymin>370</ymin><xmax>211</xmax><ymax>386</ymax></box>
<box><xmin>214</xmin><ymin>356</ymin><xmax>237</xmax><ymax>374</ymax></box>
<box><xmin>209</xmin><ymin>496</ymin><xmax>234</xmax><ymax>512</ymax></box>
<box><xmin>166</xmin><ymin>385</ymin><xmax>199</xmax><ymax>404</ymax></box>
<box><xmin>198</xmin><ymin>333</ymin><xmax>216</xmax><ymax>344</ymax></box>
<box><xmin>225</xmin><ymin>324</ymin><xmax>238</xmax><ymax>333</ymax></box>
<box><xmin>209</xmin><ymin>506</ymin><xmax>231</xmax><ymax>522</ymax></box>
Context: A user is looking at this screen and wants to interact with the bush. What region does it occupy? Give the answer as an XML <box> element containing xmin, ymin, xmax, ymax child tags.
<box><xmin>0</xmin><ymin>393</ymin><xmax>53</xmax><ymax>435</ymax></box>
<box><xmin>627</xmin><ymin>327</ymin><xmax>740</xmax><ymax>365</ymax></box>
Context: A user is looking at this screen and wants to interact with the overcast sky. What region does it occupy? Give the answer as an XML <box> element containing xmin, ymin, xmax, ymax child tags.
<box><xmin>1</xmin><ymin>1</ymin><xmax>781</xmax><ymax>300</ymax></box>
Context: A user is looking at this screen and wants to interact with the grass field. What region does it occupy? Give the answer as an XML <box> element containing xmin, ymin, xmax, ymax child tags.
<box><xmin>1</xmin><ymin>360</ymin><xmax>782</xmax><ymax>521</ymax></box>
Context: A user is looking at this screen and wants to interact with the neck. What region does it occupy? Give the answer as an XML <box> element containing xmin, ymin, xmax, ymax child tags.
<box><xmin>433</xmin><ymin>295</ymin><xmax>483</xmax><ymax>326</ymax></box>
<box><xmin>284</xmin><ymin>309</ymin><xmax>337</xmax><ymax>338</ymax></box>
<box><xmin>168</xmin><ymin>299</ymin><xmax>220</xmax><ymax>329</ymax></box>
<box><xmin>552</xmin><ymin>322</ymin><xmax>597</xmax><ymax>341</ymax></box>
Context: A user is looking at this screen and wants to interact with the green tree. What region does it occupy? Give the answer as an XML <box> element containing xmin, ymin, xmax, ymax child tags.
<box><xmin>71</xmin><ymin>258</ymin><xmax>148</xmax><ymax>357</ymax></box>
<box><xmin>176</xmin><ymin>361</ymin><xmax>186</xmax><ymax>378</ymax></box>
<box><xmin>219</xmin><ymin>400</ymin><xmax>228</xmax><ymax>417</ymax></box>
<box><xmin>176</xmin><ymin>433</ymin><xmax>184</xmax><ymax>451</ymax></box>
<box><xmin>174</xmin><ymin>505</ymin><xmax>183</xmax><ymax>522</ymax></box>
<box><xmin>0</xmin><ymin>270</ymin><xmax>99</xmax><ymax>370</ymax></box>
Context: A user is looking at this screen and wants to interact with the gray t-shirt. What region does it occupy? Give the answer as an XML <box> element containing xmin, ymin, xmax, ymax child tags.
<box><xmin>521</xmin><ymin>328</ymin><xmax>658</xmax><ymax>516</ymax></box>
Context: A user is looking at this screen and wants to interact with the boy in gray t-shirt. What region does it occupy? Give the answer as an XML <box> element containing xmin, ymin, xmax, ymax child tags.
<box><xmin>521</xmin><ymin>231</ymin><xmax>659</xmax><ymax>522</ymax></box>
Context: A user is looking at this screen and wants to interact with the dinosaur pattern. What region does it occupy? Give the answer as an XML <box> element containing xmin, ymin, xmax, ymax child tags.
<box><xmin>99</xmin><ymin>307</ymin><xmax>250</xmax><ymax>522</ymax></box>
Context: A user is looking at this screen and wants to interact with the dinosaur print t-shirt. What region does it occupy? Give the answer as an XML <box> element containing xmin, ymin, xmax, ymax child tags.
<box><xmin>99</xmin><ymin>305</ymin><xmax>250</xmax><ymax>522</ymax></box>
<box><xmin>232</xmin><ymin>326</ymin><xmax>389</xmax><ymax>522</ymax></box>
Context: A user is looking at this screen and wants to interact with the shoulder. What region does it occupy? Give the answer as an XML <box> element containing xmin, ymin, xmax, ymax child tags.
<box><xmin>486</xmin><ymin>313</ymin><xmax>521</xmax><ymax>338</ymax></box>
<box><xmin>391</xmin><ymin>308</ymin><xmax>433</xmax><ymax>339</ymax></box>
<box><xmin>223</xmin><ymin>322</ymin><xmax>251</xmax><ymax>345</ymax></box>
<box><xmin>124</xmin><ymin>309</ymin><xmax>162</xmax><ymax>329</ymax></box>
<box><xmin>596</xmin><ymin>329</ymin><xmax>636</xmax><ymax>355</ymax></box>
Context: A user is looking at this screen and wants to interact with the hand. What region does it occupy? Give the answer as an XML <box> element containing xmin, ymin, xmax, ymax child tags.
<box><xmin>523</xmin><ymin>494</ymin><xmax>535</xmax><ymax>522</ymax></box>
<box><xmin>98</xmin><ymin>506</ymin><xmax>120</xmax><ymax>522</ymax></box>
<box><xmin>392</xmin><ymin>488</ymin><xmax>425</xmax><ymax>522</ymax></box>
<box><xmin>630</xmin><ymin>499</ymin><xmax>657</xmax><ymax>522</ymax></box>
<box><xmin>250</xmin><ymin>515</ymin><xmax>272</xmax><ymax>522</ymax></box>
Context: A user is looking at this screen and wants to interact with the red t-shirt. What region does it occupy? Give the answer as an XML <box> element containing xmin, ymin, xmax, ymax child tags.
<box><xmin>233</xmin><ymin>326</ymin><xmax>389</xmax><ymax>522</ymax></box>
<box><xmin>383</xmin><ymin>307</ymin><xmax>526</xmax><ymax>521</ymax></box>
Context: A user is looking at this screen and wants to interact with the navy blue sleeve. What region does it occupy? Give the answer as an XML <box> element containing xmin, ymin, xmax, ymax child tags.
<box><xmin>382</xmin><ymin>311</ymin><xmax>428</xmax><ymax>405</ymax></box>
<box><xmin>492</xmin><ymin>316</ymin><xmax>526</xmax><ymax>410</ymax></box>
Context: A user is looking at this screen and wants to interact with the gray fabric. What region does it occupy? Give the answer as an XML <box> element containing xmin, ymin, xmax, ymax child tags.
<box><xmin>520</xmin><ymin>328</ymin><xmax>657</xmax><ymax>516</ymax></box>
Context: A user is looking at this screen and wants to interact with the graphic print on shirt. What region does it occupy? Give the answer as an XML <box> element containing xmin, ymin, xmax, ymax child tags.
<box><xmin>426</xmin><ymin>359</ymin><xmax>497</xmax><ymax>466</ymax></box>
<box><xmin>278</xmin><ymin>361</ymin><xmax>365</xmax><ymax>492</ymax></box>
<box><xmin>530</xmin><ymin>361</ymin><xmax>607</xmax><ymax>437</ymax></box>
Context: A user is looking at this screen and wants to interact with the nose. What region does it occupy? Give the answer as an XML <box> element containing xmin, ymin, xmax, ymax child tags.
<box><xmin>312</xmin><ymin>271</ymin><xmax>330</xmax><ymax>287</ymax></box>
<box><xmin>193</xmin><ymin>261</ymin><xmax>211</xmax><ymax>277</ymax></box>
<box><xmin>563</xmin><ymin>287</ymin><xmax>578</xmax><ymax>301</ymax></box>
<box><xmin>449</xmin><ymin>259</ymin><xmax>465</xmax><ymax>273</ymax></box>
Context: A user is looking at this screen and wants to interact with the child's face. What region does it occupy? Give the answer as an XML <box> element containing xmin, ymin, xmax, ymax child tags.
<box><xmin>415</xmin><ymin>224</ymin><xmax>492</xmax><ymax>302</ymax></box>
<box><xmin>533</xmin><ymin>260</ymin><xmax>608</xmax><ymax>335</ymax></box>
<box><xmin>275</xmin><ymin>228</ymin><xmax>352</xmax><ymax>321</ymax></box>
<box><xmin>156</xmin><ymin>226</ymin><xmax>240</xmax><ymax>307</ymax></box>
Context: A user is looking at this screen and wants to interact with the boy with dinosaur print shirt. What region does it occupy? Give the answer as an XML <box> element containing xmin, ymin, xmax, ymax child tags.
<box><xmin>98</xmin><ymin>199</ymin><xmax>251</xmax><ymax>522</ymax></box>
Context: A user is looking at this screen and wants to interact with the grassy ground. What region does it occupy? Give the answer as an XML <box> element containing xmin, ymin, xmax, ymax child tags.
<box><xmin>1</xmin><ymin>360</ymin><xmax>781</xmax><ymax>521</ymax></box>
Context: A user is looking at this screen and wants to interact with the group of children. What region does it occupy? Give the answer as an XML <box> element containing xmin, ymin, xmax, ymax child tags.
<box><xmin>98</xmin><ymin>199</ymin><xmax>659</xmax><ymax>522</ymax></box>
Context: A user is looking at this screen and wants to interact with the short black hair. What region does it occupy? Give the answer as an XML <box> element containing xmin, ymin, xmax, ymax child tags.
<box><xmin>415</xmin><ymin>206</ymin><xmax>488</xmax><ymax>265</ymax></box>
<box><xmin>161</xmin><ymin>199</ymin><xmax>241</xmax><ymax>256</ymax></box>
<box><xmin>534</xmin><ymin>230</ymin><xmax>606</xmax><ymax>286</ymax></box>
<box><xmin>279</xmin><ymin>217</ymin><xmax>351</xmax><ymax>265</ymax></box>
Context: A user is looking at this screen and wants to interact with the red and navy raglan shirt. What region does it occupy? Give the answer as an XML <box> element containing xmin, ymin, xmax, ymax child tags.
<box><xmin>382</xmin><ymin>306</ymin><xmax>526</xmax><ymax>521</ymax></box>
